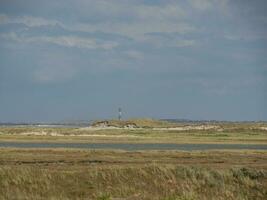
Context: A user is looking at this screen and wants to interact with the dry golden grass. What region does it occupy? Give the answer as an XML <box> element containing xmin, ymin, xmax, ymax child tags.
<box><xmin>0</xmin><ymin>122</ymin><xmax>266</xmax><ymax>199</ymax></box>
<box><xmin>0</xmin><ymin>149</ymin><xmax>266</xmax><ymax>200</ymax></box>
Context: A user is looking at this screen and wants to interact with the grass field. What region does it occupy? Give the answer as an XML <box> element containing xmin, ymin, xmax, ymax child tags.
<box><xmin>0</xmin><ymin>121</ymin><xmax>266</xmax><ymax>144</ymax></box>
<box><xmin>0</xmin><ymin>122</ymin><xmax>266</xmax><ymax>199</ymax></box>
<box><xmin>0</xmin><ymin>148</ymin><xmax>266</xmax><ymax>200</ymax></box>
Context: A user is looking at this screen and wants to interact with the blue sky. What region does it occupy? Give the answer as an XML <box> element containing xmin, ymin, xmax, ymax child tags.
<box><xmin>0</xmin><ymin>0</ymin><xmax>266</xmax><ymax>122</ymax></box>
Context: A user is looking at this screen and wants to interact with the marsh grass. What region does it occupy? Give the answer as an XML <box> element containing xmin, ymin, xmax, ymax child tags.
<box><xmin>0</xmin><ymin>165</ymin><xmax>266</xmax><ymax>200</ymax></box>
<box><xmin>0</xmin><ymin>122</ymin><xmax>266</xmax><ymax>199</ymax></box>
<box><xmin>0</xmin><ymin>149</ymin><xmax>266</xmax><ymax>199</ymax></box>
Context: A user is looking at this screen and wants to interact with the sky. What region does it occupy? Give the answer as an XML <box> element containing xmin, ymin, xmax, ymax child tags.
<box><xmin>0</xmin><ymin>0</ymin><xmax>267</xmax><ymax>122</ymax></box>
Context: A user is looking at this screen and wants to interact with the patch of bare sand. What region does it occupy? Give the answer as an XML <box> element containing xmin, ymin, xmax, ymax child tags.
<box><xmin>153</xmin><ymin>125</ymin><xmax>219</xmax><ymax>131</ymax></box>
<box><xmin>18</xmin><ymin>131</ymin><xmax>141</xmax><ymax>138</ymax></box>
<box><xmin>79</xmin><ymin>125</ymin><xmax>220</xmax><ymax>131</ymax></box>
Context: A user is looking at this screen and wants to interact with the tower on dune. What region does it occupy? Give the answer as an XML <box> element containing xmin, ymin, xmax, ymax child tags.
<box><xmin>118</xmin><ymin>107</ymin><xmax>122</xmax><ymax>121</ymax></box>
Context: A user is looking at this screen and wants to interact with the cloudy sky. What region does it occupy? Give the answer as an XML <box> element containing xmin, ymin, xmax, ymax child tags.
<box><xmin>0</xmin><ymin>0</ymin><xmax>266</xmax><ymax>122</ymax></box>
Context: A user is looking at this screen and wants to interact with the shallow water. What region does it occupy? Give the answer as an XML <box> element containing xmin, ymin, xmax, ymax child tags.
<box><xmin>0</xmin><ymin>142</ymin><xmax>266</xmax><ymax>151</ymax></box>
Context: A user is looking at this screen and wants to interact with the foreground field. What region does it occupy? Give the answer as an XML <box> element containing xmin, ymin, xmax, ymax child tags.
<box><xmin>0</xmin><ymin>122</ymin><xmax>266</xmax><ymax>199</ymax></box>
<box><xmin>0</xmin><ymin>148</ymin><xmax>266</xmax><ymax>200</ymax></box>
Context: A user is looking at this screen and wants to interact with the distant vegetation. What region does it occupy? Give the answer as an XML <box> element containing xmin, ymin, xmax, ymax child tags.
<box><xmin>0</xmin><ymin>121</ymin><xmax>267</xmax><ymax>144</ymax></box>
<box><xmin>91</xmin><ymin>118</ymin><xmax>177</xmax><ymax>128</ymax></box>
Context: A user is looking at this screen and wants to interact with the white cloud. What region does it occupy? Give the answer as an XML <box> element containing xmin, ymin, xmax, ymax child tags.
<box><xmin>72</xmin><ymin>0</ymin><xmax>187</xmax><ymax>21</ymax></box>
<box><xmin>67</xmin><ymin>2</ymin><xmax>193</xmax><ymax>40</ymax></box>
<box><xmin>0</xmin><ymin>7</ymin><xmax>195</xmax><ymax>48</ymax></box>
<box><xmin>0</xmin><ymin>14</ymin><xmax>62</xmax><ymax>27</ymax></box>
<box><xmin>148</xmin><ymin>38</ymin><xmax>195</xmax><ymax>48</ymax></box>
<box><xmin>224</xmin><ymin>32</ymin><xmax>267</xmax><ymax>41</ymax></box>
<box><xmin>0</xmin><ymin>0</ymin><xmax>232</xmax><ymax>48</ymax></box>
<box><xmin>142</xmin><ymin>33</ymin><xmax>196</xmax><ymax>48</ymax></box>
<box><xmin>135</xmin><ymin>3</ymin><xmax>186</xmax><ymax>21</ymax></box>
<box><xmin>1</xmin><ymin>32</ymin><xmax>118</xmax><ymax>50</ymax></box>
<box><xmin>0</xmin><ymin>1</ymin><xmax>191</xmax><ymax>40</ymax></box>
<box><xmin>70</xmin><ymin>21</ymin><xmax>195</xmax><ymax>42</ymax></box>
<box><xmin>40</xmin><ymin>35</ymin><xmax>118</xmax><ymax>50</ymax></box>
